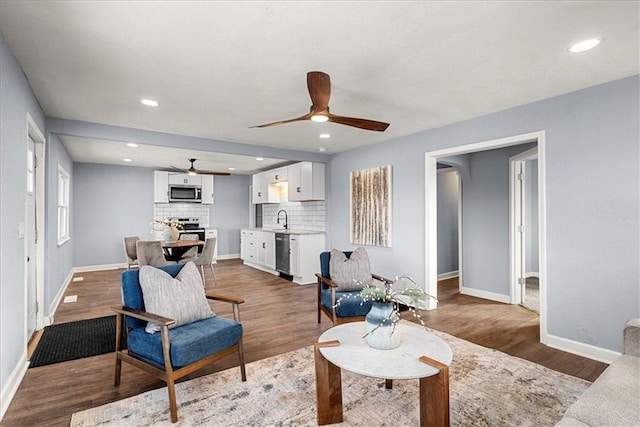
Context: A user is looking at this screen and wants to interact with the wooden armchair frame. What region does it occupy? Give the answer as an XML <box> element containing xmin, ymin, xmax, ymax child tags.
<box><xmin>113</xmin><ymin>292</ymin><xmax>246</xmax><ymax>423</ymax></box>
<box><xmin>316</xmin><ymin>273</ymin><xmax>393</xmax><ymax>325</ymax></box>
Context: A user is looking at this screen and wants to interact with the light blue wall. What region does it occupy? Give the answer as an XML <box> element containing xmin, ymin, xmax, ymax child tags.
<box><xmin>72</xmin><ymin>163</ymin><xmax>154</xmax><ymax>266</ymax></box>
<box><xmin>436</xmin><ymin>169</ymin><xmax>458</xmax><ymax>275</ymax></box>
<box><xmin>0</xmin><ymin>33</ymin><xmax>46</xmax><ymax>403</ymax></box>
<box><xmin>461</xmin><ymin>144</ymin><xmax>534</xmax><ymax>295</ymax></box>
<box><xmin>327</xmin><ymin>75</ymin><xmax>639</xmax><ymax>352</ymax></box>
<box><xmin>72</xmin><ymin>164</ymin><xmax>251</xmax><ymax>266</ymax></box>
<box><xmin>212</xmin><ymin>174</ymin><xmax>251</xmax><ymax>256</ymax></box>
<box><xmin>44</xmin><ymin>133</ymin><xmax>74</xmax><ymax>311</ymax></box>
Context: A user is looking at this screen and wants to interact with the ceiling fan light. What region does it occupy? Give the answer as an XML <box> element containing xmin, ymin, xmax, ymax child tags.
<box><xmin>311</xmin><ymin>114</ymin><xmax>329</xmax><ymax>123</ymax></box>
<box><xmin>569</xmin><ymin>38</ymin><xmax>601</xmax><ymax>53</ymax></box>
<box><xmin>187</xmin><ymin>168</ymin><xmax>197</xmax><ymax>176</ymax></box>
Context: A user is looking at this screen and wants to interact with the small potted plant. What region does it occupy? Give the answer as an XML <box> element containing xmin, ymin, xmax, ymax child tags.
<box><xmin>152</xmin><ymin>219</ymin><xmax>183</xmax><ymax>242</ymax></box>
<box><xmin>339</xmin><ymin>275</ymin><xmax>438</xmax><ymax>349</ymax></box>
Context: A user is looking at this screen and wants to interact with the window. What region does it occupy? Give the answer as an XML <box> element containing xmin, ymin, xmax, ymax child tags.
<box><xmin>57</xmin><ymin>164</ymin><xmax>70</xmax><ymax>245</ymax></box>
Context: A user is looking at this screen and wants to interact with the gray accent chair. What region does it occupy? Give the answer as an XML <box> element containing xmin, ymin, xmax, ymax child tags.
<box><xmin>136</xmin><ymin>241</ymin><xmax>176</xmax><ymax>267</ymax></box>
<box><xmin>179</xmin><ymin>237</ymin><xmax>217</xmax><ymax>286</ymax></box>
<box><xmin>556</xmin><ymin>318</ymin><xmax>640</xmax><ymax>426</ymax></box>
<box><xmin>123</xmin><ymin>236</ymin><xmax>140</xmax><ymax>270</ymax></box>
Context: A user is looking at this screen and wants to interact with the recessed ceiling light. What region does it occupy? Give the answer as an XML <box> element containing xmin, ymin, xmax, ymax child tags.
<box><xmin>140</xmin><ymin>99</ymin><xmax>159</xmax><ymax>107</ymax></box>
<box><xmin>318</xmin><ymin>147</ymin><xmax>327</xmax><ymax>152</ymax></box>
<box><xmin>123</xmin><ymin>158</ymin><xmax>132</xmax><ymax>162</ymax></box>
<box><xmin>228</xmin><ymin>167</ymin><xmax>236</xmax><ymax>171</ymax></box>
<box><xmin>127</xmin><ymin>143</ymin><xmax>138</xmax><ymax>148</ymax></box>
<box><xmin>256</xmin><ymin>157</ymin><xmax>264</xmax><ymax>161</ymax></box>
<box><xmin>319</xmin><ymin>133</ymin><xmax>331</xmax><ymax>139</ymax></box>
<box><xmin>569</xmin><ymin>38</ymin><xmax>601</xmax><ymax>53</ymax></box>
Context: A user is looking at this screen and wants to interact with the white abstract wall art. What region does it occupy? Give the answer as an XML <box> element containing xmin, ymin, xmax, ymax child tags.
<box><xmin>350</xmin><ymin>165</ymin><xmax>392</xmax><ymax>247</ymax></box>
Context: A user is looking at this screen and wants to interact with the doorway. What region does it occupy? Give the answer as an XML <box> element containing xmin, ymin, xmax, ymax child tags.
<box><xmin>425</xmin><ymin>131</ymin><xmax>547</xmax><ymax>343</ymax></box>
<box><xmin>25</xmin><ymin>113</ymin><xmax>46</xmax><ymax>340</ymax></box>
<box><xmin>510</xmin><ymin>148</ymin><xmax>539</xmax><ymax>313</ymax></box>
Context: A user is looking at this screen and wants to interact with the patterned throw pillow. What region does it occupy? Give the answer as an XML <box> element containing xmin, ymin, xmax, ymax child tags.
<box><xmin>329</xmin><ymin>247</ymin><xmax>372</xmax><ymax>291</ymax></box>
<box><xmin>139</xmin><ymin>262</ymin><xmax>215</xmax><ymax>333</ymax></box>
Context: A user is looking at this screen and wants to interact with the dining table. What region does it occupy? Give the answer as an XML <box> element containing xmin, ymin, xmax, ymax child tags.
<box><xmin>160</xmin><ymin>240</ymin><xmax>205</xmax><ymax>262</ymax></box>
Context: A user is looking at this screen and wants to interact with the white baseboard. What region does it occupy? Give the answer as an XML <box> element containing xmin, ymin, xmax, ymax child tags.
<box><xmin>438</xmin><ymin>270</ymin><xmax>459</xmax><ymax>280</ymax></box>
<box><xmin>47</xmin><ymin>269</ymin><xmax>75</xmax><ymax>325</ymax></box>
<box><xmin>0</xmin><ymin>353</ymin><xmax>28</xmax><ymax>421</ymax></box>
<box><xmin>525</xmin><ymin>271</ymin><xmax>540</xmax><ymax>278</ymax></box>
<box><xmin>547</xmin><ymin>333</ymin><xmax>620</xmax><ymax>364</ymax></box>
<box><xmin>73</xmin><ymin>263</ymin><xmax>126</xmax><ymax>273</ymax></box>
<box><xmin>460</xmin><ymin>286</ymin><xmax>511</xmax><ymax>304</ymax></box>
<box><xmin>217</xmin><ymin>253</ymin><xmax>240</xmax><ymax>260</ymax></box>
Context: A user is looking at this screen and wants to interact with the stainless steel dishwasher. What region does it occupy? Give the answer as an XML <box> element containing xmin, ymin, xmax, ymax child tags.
<box><xmin>275</xmin><ymin>233</ymin><xmax>290</xmax><ymax>274</ymax></box>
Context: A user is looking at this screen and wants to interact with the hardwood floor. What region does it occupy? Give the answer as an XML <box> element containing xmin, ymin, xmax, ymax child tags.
<box><xmin>2</xmin><ymin>261</ymin><xmax>607</xmax><ymax>426</ymax></box>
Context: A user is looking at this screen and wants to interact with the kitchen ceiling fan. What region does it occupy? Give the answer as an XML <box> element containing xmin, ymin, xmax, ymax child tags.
<box><xmin>250</xmin><ymin>71</ymin><xmax>390</xmax><ymax>132</ymax></box>
<box><xmin>169</xmin><ymin>158</ymin><xmax>230</xmax><ymax>176</ymax></box>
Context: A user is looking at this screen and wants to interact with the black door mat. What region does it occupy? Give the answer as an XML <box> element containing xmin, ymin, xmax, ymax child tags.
<box><xmin>29</xmin><ymin>315</ymin><xmax>119</xmax><ymax>368</ymax></box>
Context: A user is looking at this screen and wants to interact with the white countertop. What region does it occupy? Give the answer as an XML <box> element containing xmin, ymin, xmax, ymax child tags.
<box><xmin>247</xmin><ymin>228</ymin><xmax>325</xmax><ymax>235</ymax></box>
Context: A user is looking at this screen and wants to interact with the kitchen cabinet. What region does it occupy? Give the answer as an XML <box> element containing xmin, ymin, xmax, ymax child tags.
<box><xmin>266</xmin><ymin>166</ymin><xmax>288</xmax><ymax>183</ymax></box>
<box><xmin>201</xmin><ymin>175</ymin><xmax>214</xmax><ymax>204</ymax></box>
<box><xmin>205</xmin><ymin>228</ymin><xmax>218</xmax><ymax>262</ymax></box>
<box><xmin>288</xmin><ymin>162</ymin><xmax>325</xmax><ymax>201</ymax></box>
<box><xmin>251</xmin><ymin>172</ymin><xmax>279</xmax><ymax>204</ymax></box>
<box><xmin>169</xmin><ymin>173</ymin><xmax>202</xmax><ymax>186</ymax></box>
<box><xmin>240</xmin><ymin>229</ymin><xmax>257</xmax><ymax>263</ymax></box>
<box><xmin>256</xmin><ymin>231</ymin><xmax>275</xmax><ymax>270</ymax></box>
<box><xmin>154</xmin><ymin>171</ymin><xmax>169</xmax><ymax>203</ymax></box>
<box><xmin>289</xmin><ymin>233</ymin><xmax>324</xmax><ymax>284</ymax></box>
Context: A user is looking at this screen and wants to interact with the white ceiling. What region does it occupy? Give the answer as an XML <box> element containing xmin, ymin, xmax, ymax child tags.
<box><xmin>0</xmin><ymin>1</ymin><xmax>638</xmax><ymax>173</ymax></box>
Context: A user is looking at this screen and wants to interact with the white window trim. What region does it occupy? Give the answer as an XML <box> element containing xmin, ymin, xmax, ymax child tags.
<box><xmin>57</xmin><ymin>164</ymin><xmax>70</xmax><ymax>246</ymax></box>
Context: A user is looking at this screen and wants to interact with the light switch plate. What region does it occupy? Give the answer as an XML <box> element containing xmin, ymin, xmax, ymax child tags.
<box><xmin>17</xmin><ymin>222</ymin><xmax>25</xmax><ymax>239</ymax></box>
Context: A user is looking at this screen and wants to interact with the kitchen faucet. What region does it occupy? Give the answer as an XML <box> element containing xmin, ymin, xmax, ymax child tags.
<box><xmin>277</xmin><ymin>209</ymin><xmax>288</xmax><ymax>230</ymax></box>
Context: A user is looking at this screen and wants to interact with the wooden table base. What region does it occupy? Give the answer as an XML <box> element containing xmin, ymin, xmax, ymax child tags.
<box><xmin>314</xmin><ymin>343</ymin><xmax>450</xmax><ymax>427</ymax></box>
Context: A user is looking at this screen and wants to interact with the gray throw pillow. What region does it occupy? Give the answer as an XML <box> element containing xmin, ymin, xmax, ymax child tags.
<box><xmin>329</xmin><ymin>247</ymin><xmax>372</xmax><ymax>291</ymax></box>
<box><xmin>139</xmin><ymin>262</ymin><xmax>215</xmax><ymax>333</ymax></box>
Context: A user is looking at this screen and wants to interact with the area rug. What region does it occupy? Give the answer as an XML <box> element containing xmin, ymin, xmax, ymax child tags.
<box><xmin>29</xmin><ymin>315</ymin><xmax>118</xmax><ymax>368</ymax></box>
<box><xmin>70</xmin><ymin>327</ymin><xmax>589</xmax><ymax>426</ymax></box>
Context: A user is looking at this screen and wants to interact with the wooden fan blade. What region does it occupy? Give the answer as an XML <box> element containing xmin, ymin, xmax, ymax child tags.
<box><xmin>168</xmin><ymin>166</ymin><xmax>185</xmax><ymax>172</ymax></box>
<box><xmin>197</xmin><ymin>170</ymin><xmax>231</xmax><ymax>176</ymax></box>
<box><xmin>327</xmin><ymin>113</ymin><xmax>390</xmax><ymax>132</ymax></box>
<box><xmin>249</xmin><ymin>113</ymin><xmax>312</xmax><ymax>128</ymax></box>
<box><xmin>307</xmin><ymin>71</ymin><xmax>331</xmax><ymax>112</ymax></box>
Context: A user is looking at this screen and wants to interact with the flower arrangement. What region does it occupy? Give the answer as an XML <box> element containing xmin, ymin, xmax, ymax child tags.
<box><xmin>152</xmin><ymin>219</ymin><xmax>183</xmax><ymax>230</ymax></box>
<box><xmin>336</xmin><ymin>275</ymin><xmax>439</xmax><ymax>340</ymax></box>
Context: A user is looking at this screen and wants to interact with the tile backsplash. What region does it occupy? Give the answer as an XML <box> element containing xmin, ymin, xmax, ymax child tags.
<box><xmin>153</xmin><ymin>204</ymin><xmax>211</xmax><ymax>227</ymax></box>
<box><xmin>262</xmin><ymin>201</ymin><xmax>325</xmax><ymax>231</ymax></box>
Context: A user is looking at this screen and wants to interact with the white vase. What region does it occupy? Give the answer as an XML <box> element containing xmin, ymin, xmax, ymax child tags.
<box><xmin>163</xmin><ymin>226</ymin><xmax>179</xmax><ymax>242</ymax></box>
<box><xmin>364</xmin><ymin>302</ymin><xmax>402</xmax><ymax>350</ymax></box>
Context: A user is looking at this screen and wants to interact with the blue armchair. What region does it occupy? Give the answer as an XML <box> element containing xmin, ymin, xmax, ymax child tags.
<box><xmin>113</xmin><ymin>264</ymin><xmax>246</xmax><ymax>423</ymax></box>
<box><xmin>316</xmin><ymin>250</ymin><xmax>393</xmax><ymax>325</ymax></box>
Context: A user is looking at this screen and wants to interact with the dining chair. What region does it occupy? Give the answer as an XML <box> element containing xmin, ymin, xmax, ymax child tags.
<box><xmin>178</xmin><ymin>233</ymin><xmax>199</xmax><ymax>260</ymax></box>
<box><xmin>136</xmin><ymin>240</ymin><xmax>176</xmax><ymax>267</ymax></box>
<box><xmin>123</xmin><ymin>236</ymin><xmax>140</xmax><ymax>269</ymax></box>
<box><xmin>180</xmin><ymin>237</ymin><xmax>217</xmax><ymax>286</ymax></box>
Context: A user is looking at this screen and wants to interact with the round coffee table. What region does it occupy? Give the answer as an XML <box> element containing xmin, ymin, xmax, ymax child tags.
<box><xmin>314</xmin><ymin>321</ymin><xmax>453</xmax><ymax>426</ymax></box>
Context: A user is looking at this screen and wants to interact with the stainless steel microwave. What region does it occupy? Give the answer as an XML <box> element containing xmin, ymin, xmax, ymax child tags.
<box><xmin>169</xmin><ymin>185</ymin><xmax>202</xmax><ymax>203</ymax></box>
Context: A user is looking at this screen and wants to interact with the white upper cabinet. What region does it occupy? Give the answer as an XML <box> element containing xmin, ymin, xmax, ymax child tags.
<box><xmin>201</xmin><ymin>175</ymin><xmax>214</xmax><ymax>204</ymax></box>
<box><xmin>288</xmin><ymin>162</ymin><xmax>325</xmax><ymax>201</ymax></box>
<box><xmin>267</xmin><ymin>166</ymin><xmax>288</xmax><ymax>183</ymax></box>
<box><xmin>169</xmin><ymin>173</ymin><xmax>202</xmax><ymax>186</ymax></box>
<box><xmin>252</xmin><ymin>171</ymin><xmax>280</xmax><ymax>204</ymax></box>
<box><xmin>154</xmin><ymin>171</ymin><xmax>169</xmax><ymax>203</ymax></box>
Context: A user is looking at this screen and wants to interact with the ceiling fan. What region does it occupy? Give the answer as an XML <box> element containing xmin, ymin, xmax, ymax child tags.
<box><xmin>169</xmin><ymin>158</ymin><xmax>230</xmax><ymax>176</ymax></box>
<box><xmin>250</xmin><ymin>71</ymin><xmax>390</xmax><ymax>132</ymax></box>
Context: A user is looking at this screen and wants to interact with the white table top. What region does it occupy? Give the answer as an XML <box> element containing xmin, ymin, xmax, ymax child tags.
<box><xmin>318</xmin><ymin>322</ymin><xmax>453</xmax><ymax>380</ymax></box>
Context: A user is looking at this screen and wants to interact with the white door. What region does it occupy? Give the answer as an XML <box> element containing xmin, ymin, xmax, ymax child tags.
<box><xmin>26</xmin><ymin>135</ymin><xmax>38</xmax><ymax>339</ymax></box>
